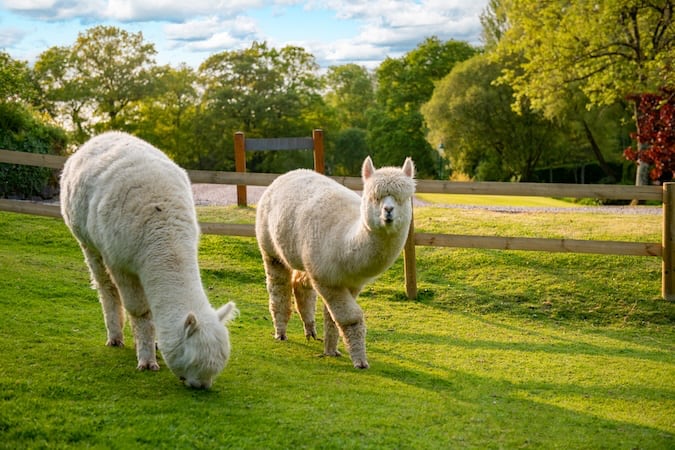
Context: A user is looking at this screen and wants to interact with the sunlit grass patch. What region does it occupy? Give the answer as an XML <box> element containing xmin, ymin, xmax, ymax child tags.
<box><xmin>416</xmin><ymin>193</ymin><xmax>580</xmax><ymax>207</ymax></box>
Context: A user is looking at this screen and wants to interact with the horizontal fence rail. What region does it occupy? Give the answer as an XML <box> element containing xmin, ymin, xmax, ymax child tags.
<box><xmin>0</xmin><ymin>150</ymin><xmax>662</xmax><ymax>200</ymax></box>
<box><xmin>0</xmin><ymin>148</ymin><xmax>669</xmax><ymax>300</ymax></box>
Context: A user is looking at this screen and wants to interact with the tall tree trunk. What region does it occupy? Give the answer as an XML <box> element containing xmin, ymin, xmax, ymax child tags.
<box><xmin>632</xmin><ymin>100</ymin><xmax>650</xmax><ymax>204</ymax></box>
<box><xmin>582</xmin><ymin>120</ymin><xmax>617</xmax><ymax>182</ymax></box>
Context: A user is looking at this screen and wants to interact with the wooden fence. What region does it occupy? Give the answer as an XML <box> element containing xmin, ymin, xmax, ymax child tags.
<box><xmin>234</xmin><ymin>130</ymin><xmax>324</xmax><ymax>207</ymax></box>
<box><xmin>0</xmin><ymin>148</ymin><xmax>670</xmax><ymax>300</ymax></box>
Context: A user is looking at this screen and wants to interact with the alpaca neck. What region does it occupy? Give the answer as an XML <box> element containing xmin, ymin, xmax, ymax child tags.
<box><xmin>345</xmin><ymin>218</ymin><xmax>409</xmax><ymax>278</ymax></box>
<box><xmin>140</xmin><ymin>262</ymin><xmax>209</xmax><ymax>324</ymax></box>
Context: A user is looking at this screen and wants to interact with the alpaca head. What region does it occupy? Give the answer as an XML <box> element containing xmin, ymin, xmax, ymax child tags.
<box><xmin>361</xmin><ymin>156</ymin><xmax>416</xmax><ymax>234</ymax></box>
<box><xmin>160</xmin><ymin>302</ymin><xmax>238</xmax><ymax>389</ymax></box>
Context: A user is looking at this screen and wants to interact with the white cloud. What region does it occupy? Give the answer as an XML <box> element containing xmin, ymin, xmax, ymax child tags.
<box><xmin>2</xmin><ymin>0</ymin><xmax>105</xmax><ymax>20</ymax></box>
<box><xmin>165</xmin><ymin>15</ymin><xmax>258</xmax><ymax>42</ymax></box>
<box><xmin>1</xmin><ymin>0</ymin><xmax>266</xmax><ymax>22</ymax></box>
<box><xmin>183</xmin><ymin>31</ymin><xmax>241</xmax><ymax>52</ymax></box>
<box><xmin>1</xmin><ymin>0</ymin><xmax>488</xmax><ymax>68</ymax></box>
<box><xmin>0</xmin><ymin>25</ymin><xmax>24</xmax><ymax>47</ymax></box>
<box><xmin>299</xmin><ymin>0</ymin><xmax>487</xmax><ymax>66</ymax></box>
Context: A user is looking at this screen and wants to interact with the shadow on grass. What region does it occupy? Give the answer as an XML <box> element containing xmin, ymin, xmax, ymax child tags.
<box><xmin>369</xmin><ymin>313</ymin><xmax>674</xmax><ymax>364</ymax></box>
<box><xmin>371</xmin><ymin>347</ymin><xmax>673</xmax><ymax>448</ymax></box>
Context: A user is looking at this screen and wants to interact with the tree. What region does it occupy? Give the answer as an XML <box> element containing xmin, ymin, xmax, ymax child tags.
<box><xmin>330</xmin><ymin>128</ymin><xmax>370</xmax><ymax>176</ymax></box>
<box><xmin>0</xmin><ymin>52</ymin><xmax>67</xmax><ymax>198</ymax></box>
<box><xmin>494</xmin><ymin>0</ymin><xmax>675</xmax><ymax>185</ymax></box>
<box><xmin>323</xmin><ymin>64</ymin><xmax>375</xmax><ymax>130</ymax></box>
<box><xmin>422</xmin><ymin>54</ymin><xmax>568</xmax><ymax>181</ymax></box>
<box><xmin>73</xmin><ymin>26</ymin><xmax>158</xmax><ymax>129</ymax></box>
<box><xmin>34</xmin><ymin>25</ymin><xmax>158</xmax><ymax>141</ymax></box>
<box><xmin>0</xmin><ymin>51</ymin><xmax>37</xmax><ymax>104</ymax></box>
<box><xmin>199</xmin><ymin>41</ymin><xmax>326</xmax><ymax>172</ymax></box>
<box><xmin>125</xmin><ymin>64</ymin><xmax>203</xmax><ymax>169</ymax></box>
<box><xmin>34</xmin><ymin>46</ymin><xmax>90</xmax><ymax>143</ymax></box>
<box><xmin>624</xmin><ymin>90</ymin><xmax>675</xmax><ymax>181</ymax></box>
<box><xmin>370</xmin><ymin>37</ymin><xmax>478</xmax><ymax>177</ymax></box>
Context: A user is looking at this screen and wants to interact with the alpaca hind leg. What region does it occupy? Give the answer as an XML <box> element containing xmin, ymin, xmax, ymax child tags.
<box><xmin>322</xmin><ymin>303</ymin><xmax>341</xmax><ymax>357</ymax></box>
<box><xmin>292</xmin><ymin>271</ymin><xmax>317</xmax><ymax>340</ymax></box>
<box><xmin>316</xmin><ymin>285</ymin><xmax>368</xmax><ymax>369</ymax></box>
<box><xmin>263</xmin><ymin>256</ymin><xmax>293</xmax><ymax>340</ymax></box>
<box><xmin>82</xmin><ymin>246</ymin><xmax>125</xmax><ymax>347</ymax></box>
<box><xmin>111</xmin><ymin>270</ymin><xmax>159</xmax><ymax>371</ymax></box>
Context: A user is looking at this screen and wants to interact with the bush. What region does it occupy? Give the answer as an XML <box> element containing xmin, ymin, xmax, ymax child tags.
<box><xmin>0</xmin><ymin>103</ymin><xmax>67</xmax><ymax>199</ymax></box>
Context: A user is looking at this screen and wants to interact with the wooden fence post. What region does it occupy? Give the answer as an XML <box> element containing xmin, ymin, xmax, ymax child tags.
<box><xmin>662</xmin><ymin>182</ymin><xmax>675</xmax><ymax>300</ymax></box>
<box><xmin>404</xmin><ymin>200</ymin><xmax>417</xmax><ymax>299</ymax></box>
<box><xmin>234</xmin><ymin>131</ymin><xmax>247</xmax><ymax>207</ymax></box>
<box><xmin>312</xmin><ymin>129</ymin><xmax>325</xmax><ymax>174</ymax></box>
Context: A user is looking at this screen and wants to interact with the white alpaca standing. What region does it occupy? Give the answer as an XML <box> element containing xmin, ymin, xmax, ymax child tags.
<box><xmin>255</xmin><ymin>156</ymin><xmax>415</xmax><ymax>369</ymax></box>
<box><xmin>60</xmin><ymin>131</ymin><xmax>238</xmax><ymax>389</ymax></box>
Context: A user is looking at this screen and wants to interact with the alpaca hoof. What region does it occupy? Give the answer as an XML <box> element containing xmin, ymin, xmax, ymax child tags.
<box><xmin>106</xmin><ymin>338</ymin><xmax>124</xmax><ymax>347</ymax></box>
<box><xmin>137</xmin><ymin>361</ymin><xmax>160</xmax><ymax>371</ymax></box>
<box><xmin>353</xmin><ymin>360</ymin><xmax>369</xmax><ymax>369</ymax></box>
<box><xmin>305</xmin><ymin>330</ymin><xmax>317</xmax><ymax>341</ymax></box>
<box><xmin>323</xmin><ymin>350</ymin><xmax>341</xmax><ymax>358</ymax></box>
<box><xmin>275</xmin><ymin>333</ymin><xmax>287</xmax><ymax>341</ymax></box>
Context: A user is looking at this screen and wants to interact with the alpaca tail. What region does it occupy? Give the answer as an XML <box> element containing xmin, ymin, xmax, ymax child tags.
<box><xmin>216</xmin><ymin>302</ymin><xmax>239</xmax><ymax>324</ymax></box>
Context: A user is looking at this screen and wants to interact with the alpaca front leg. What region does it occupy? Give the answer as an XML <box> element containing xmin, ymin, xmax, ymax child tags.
<box><xmin>129</xmin><ymin>312</ymin><xmax>159</xmax><ymax>371</ymax></box>
<box><xmin>339</xmin><ymin>319</ymin><xmax>368</xmax><ymax>369</ymax></box>
<box><xmin>112</xmin><ymin>270</ymin><xmax>159</xmax><ymax>371</ymax></box>
<box><xmin>82</xmin><ymin>247</ymin><xmax>125</xmax><ymax>347</ymax></box>
<box><xmin>292</xmin><ymin>270</ymin><xmax>317</xmax><ymax>340</ymax></box>
<box><xmin>322</xmin><ymin>304</ymin><xmax>341</xmax><ymax>357</ymax></box>
<box><xmin>317</xmin><ymin>286</ymin><xmax>368</xmax><ymax>369</ymax></box>
<box><xmin>263</xmin><ymin>256</ymin><xmax>293</xmax><ymax>340</ymax></box>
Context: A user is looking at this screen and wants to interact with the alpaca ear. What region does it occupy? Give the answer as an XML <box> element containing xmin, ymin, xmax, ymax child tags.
<box><xmin>362</xmin><ymin>156</ymin><xmax>375</xmax><ymax>180</ymax></box>
<box><xmin>402</xmin><ymin>157</ymin><xmax>415</xmax><ymax>178</ymax></box>
<box><xmin>217</xmin><ymin>302</ymin><xmax>239</xmax><ymax>324</ymax></box>
<box><xmin>184</xmin><ymin>312</ymin><xmax>199</xmax><ymax>337</ymax></box>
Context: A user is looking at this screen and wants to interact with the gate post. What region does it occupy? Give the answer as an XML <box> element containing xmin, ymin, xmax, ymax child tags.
<box><xmin>662</xmin><ymin>183</ymin><xmax>675</xmax><ymax>300</ymax></box>
<box><xmin>404</xmin><ymin>200</ymin><xmax>417</xmax><ymax>299</ymax></box>
<box><xmin>312</xmin><ymin>129</ymin><xmax>325</xmax><ymax>174</ymax></box>
<box><xmin>234</xmin><ymin>131</ymin><xmax>247</xmax><ymax>207</ymax></box>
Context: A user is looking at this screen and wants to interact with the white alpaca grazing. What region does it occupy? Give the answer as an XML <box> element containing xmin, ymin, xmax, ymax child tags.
<box><xmin>60</xmin><ymin>131</ymin><xmax>238</xmax><ymax>389</ymax></box>
<box><xmin>255</xmin><ymin>156</ymin><xmax>415</xmax><ymax>369</ymax></box>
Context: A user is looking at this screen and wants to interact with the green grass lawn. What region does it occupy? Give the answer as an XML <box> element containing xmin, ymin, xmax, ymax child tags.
<box><xmin>0</xmin><ymin>206</ymin><xmax>673</xmax><ymax>449</ymax></box>
<box><xmin>416</xmin><ymin>193</ymin><xmax>581</xmax><ymax>207</ymax></box>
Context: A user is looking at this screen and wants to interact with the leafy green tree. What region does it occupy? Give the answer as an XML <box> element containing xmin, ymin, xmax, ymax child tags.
<box><xmin>422</xmin><ymin>54</ymin><xmax>568</xmax><ymax>181</ymax></box>
<box><xmin>323</xmin><ymin>64</ymin><xmax>374</xmax><ymax>130</ymax></box>
<box><xmin>494</xmin><ymin>0</ymin><xmax>675</xmax><ymax>184</ymax></box>
<box><xmin>370</xmin><ymin>37</ymin><xmax>478</xmax><ymax>177</ymax></box>
<box><xmin>124</xmin><ymin>64</ymin><xmax>205</xmax><ymax>168</ymax></box>
<box><xmin>0</xmin><ymin>51</ymin><xmax>37</xmax><ymax>104</ymax></box>
<box><xmin>0</xmin><ymin>52</ymin><xmax>67</xmax><ymax>198</ymax></box>
<box><xmin>34</xmin><ymin>25</ymin><xmax>158</xmax><ymax>141</ymax></box>
<box><xmin>199</xmin><ymin>41</ymin><xmax>326</xmax><ymax>172</ymax></box>
<box><xmin>330</xmin><ymin>128</ymin><xmax>370</xmax><ymax>176</ymax></box>
<box><xmin>73</xmin><ymin>26</ymin><xmax>158</xmax><ymax>130</ymax></box>
<box><xmin>34</xmin><ymin>46</ymin><xmax>90</xmax><ymax>143</ymax></box>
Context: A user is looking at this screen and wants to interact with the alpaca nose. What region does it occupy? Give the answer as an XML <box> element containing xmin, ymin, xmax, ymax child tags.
<box><xmin>384</xmin><ymin>205</ymin><xmax>394</xmax><ymax>222</ymax></box>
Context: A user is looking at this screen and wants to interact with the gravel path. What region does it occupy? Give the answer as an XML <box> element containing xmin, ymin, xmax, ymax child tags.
<box><xmin>192</xmin><ymin>184</ymin><xmax>661</xmax><ymax>215</ymax></box>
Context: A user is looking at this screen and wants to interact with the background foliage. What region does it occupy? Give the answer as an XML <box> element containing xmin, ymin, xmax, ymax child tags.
<box><xmin>1</xmin><ymin>0</ymin><xmax>674</xmax><ymax>189</ymax></box>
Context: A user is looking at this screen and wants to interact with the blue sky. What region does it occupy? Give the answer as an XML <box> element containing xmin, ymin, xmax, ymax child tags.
<box><xmin>0</xmin><ymin>1</ymin><xmax>489</xmax><ymax>69</ymax></box>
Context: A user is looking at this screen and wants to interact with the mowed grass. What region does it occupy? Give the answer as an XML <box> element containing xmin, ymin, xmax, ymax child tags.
<box><xmin>416</xmin><ymin>193</ymin><xmax>580</xmax><ymax>208</ymax></box>
<box><xmin>0</xmin><ymin>205</ymin><xmax>674</xmax><ymax>449</ymax></box>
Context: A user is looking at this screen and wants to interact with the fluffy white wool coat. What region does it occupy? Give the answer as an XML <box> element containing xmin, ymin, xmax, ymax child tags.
<box><xmin>60</xmin><ymin>131</ymin><xmax>237</xmax><ymax>389</ymax></box>
<box><xmin>255</xmin><ymin>156</ymin><xmax>415</xmax><ymax>368</ymax></box>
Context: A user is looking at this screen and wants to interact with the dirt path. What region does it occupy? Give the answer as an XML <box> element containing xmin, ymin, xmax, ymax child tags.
<box><xmin>193</xmin><ymin>184</ymin><xmax>430</xmax><ymax>207</ymax></box>
<box><xmin>192</xmin><ymin>183</ymin><xmax>660</xmax><ymax>215</ymax></box>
